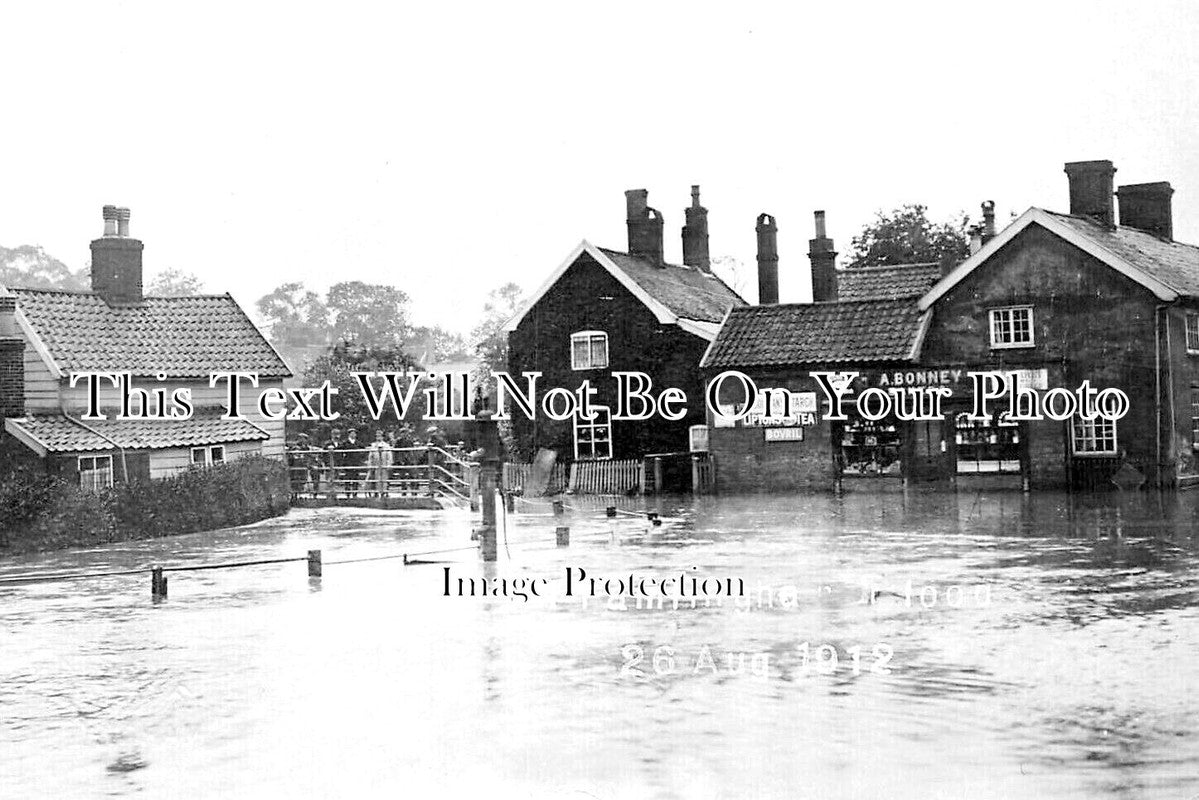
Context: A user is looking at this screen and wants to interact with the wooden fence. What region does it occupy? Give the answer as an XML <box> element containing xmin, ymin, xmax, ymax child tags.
<box><xmin>502</xmin><ymin>459</ymin><xmax>643</xmax><ymax>495</ymax></box>
<box><xmin>502</xmin><ymin>462</ymin><xmax>569</xmax><ymax>495</ymax></box>
<box><xmin>568</xmin><ymin>459</ymin><xmax>643</xmax><ymax>495</ymax></box>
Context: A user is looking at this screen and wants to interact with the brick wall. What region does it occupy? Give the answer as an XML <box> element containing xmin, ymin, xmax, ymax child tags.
<box><xmin>507</xmin><ymin>252</ymin><xmax>710</xmax><ymax>460</ymax></box>
<box><xmin>922</xmin><ymin>224</ymin><xmax>1163</xmax><ymax>487</ymax></box>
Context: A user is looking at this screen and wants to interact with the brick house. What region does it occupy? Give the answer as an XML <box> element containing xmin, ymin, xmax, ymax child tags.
<box><xmin>704</xmin><ymin>160</ymin><xmax>1199</xmax><ymax>492</ymax></box>
<box><xmin>920</xmin><ymin>160</ymin><xmax>1199</xmax><ymax>489</ymax></box>
<box><xmin>505</xmin><ymin>187</ymin><xmax>745</xmax><ymax>466</ymax></box>
<box><xmin>701</xmin><ymin>210</ymin><xmax>940</xmax><ymax>492</ymax></box>
<box><xmin>0</xmin><ymin>205</ymin><xmax>291</xmax><ymax>488</ymax></box>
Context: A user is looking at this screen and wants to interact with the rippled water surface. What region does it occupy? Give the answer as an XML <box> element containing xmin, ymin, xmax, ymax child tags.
<box><xmin>3</xmin><ymin>491</ymin><xmax>1199</xmax><ymax>798</ymax></box>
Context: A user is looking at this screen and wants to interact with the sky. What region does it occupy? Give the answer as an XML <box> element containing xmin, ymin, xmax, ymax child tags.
<box><xmin>2</xmin><ymin>1</ymin><xmax>1198</xmax><ymax>333</ymax></box>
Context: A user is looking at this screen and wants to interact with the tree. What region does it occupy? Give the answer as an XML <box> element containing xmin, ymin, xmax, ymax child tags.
<box><xmin>0</xmin><ymin>244</ymin><xmax>88</xmax><ymax>290</ymax></box>
<box><xmin>845</xmin><ymin>204</ymin><xmax>969</xmax><ymax>269</ymax></box>
<box><xmin>256</xmin><ymin>282</ymin><xmax>331</xmax><ymax>348</ymax></box>
<box><xmin>408</xmin><ymin>325</ymin><xmax>470</xmax><ymax>365</ymax></box>
<box><xmin>146</xmin><ymin>267</ymin><xmax>206</xmax><ymax>296</ymax></box>
<box><xmin>326</xmin><ymin>281</ymin><xmax>411</xmax><ymax>348</ymax></box>
<box><xmin>470</xmin><ymin>282</ymin><xmax>523</xmax><ymax>392</ymax></box>
<box><xmin>709</xmin><ymin>255</ymin><xmax>749</xmax><ymax>295</ymax></box>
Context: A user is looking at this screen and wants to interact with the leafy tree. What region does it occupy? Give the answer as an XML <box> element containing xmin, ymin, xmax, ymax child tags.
<box><xmin>0</xmin><ymin>244</ymin><xmax>88</xmax><ymax>290</ymax></box>
<box><xmin>709</xmin><ymin>255</ymin><xmax>748</xmax><ymax>295</ymax></box>
<box><xmin>146</xmin><ymin>267</ymin><xmax>206</xmax><ymax>296</ymax></box>
<box><xmin>408</xmin><ymin>325</ymin><xmax>470</xmax><ymax>365</ymax></box>
<box><xmin>845</xmin><ymin>204</ymin><xmax>969</xmax><ymax>269</ymax></box>
<box><xmin>298</xmin><ymin>342</ymin><xmax>424</xmax><ymax>445</ymax></box>
<box><xmin>326</xmin><ymin>281</ymin><xmax>411</xmax><ymax>347</ymax></box>
<box><xmin>470</xmin><ymin>282</ymin><xmax>523</xmax><ymax>395</ymax></box>
<box><xmin>256</xmin><ymin>282</ymin><xmax>331</xmax><ymax>347</ymax></box>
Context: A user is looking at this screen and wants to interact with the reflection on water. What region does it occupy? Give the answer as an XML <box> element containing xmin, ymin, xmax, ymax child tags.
<box><xmin>2</xmin><ymin>492</ymin><xmax>1199</xmax><ymax>798</ymax></box>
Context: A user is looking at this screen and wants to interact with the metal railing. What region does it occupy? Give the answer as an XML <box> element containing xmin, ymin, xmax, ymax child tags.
<box><xmin>286</xmin><ymin>445</ymin><xmax>478</xmax><ymax>503</ymax></box>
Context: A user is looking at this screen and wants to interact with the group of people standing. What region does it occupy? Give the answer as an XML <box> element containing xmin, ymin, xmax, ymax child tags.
<box><xmin>286</xmin><ymin>426</ymin><xmax>458</xmax><ymax>498</ymax></box>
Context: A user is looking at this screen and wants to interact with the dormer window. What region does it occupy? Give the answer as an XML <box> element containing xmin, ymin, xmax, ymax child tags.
<box><xmin>989</xmin><ymin>306</ymin><xmax>1034</xmax><ymax>349</ymax></box>
<box><xmin>571</xmin><ymin>331</ymin><xmax>608</xmax><ymax>370</ymax></box>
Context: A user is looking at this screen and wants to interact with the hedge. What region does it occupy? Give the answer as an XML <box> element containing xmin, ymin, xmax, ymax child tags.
<box><xmin>0</xmin><ymin>455</ymin><xmax>290</xmax><ymax>554</ymax></box>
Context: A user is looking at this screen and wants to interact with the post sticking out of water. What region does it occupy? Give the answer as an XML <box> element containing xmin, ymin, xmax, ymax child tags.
<box><xmin>505</xmin><ymin>493</ymin><xmax>515</xmax><ymax>513</ymax></box>
<box><xmin>556</xmin><ymin>526</ymin><xmax>570</xmax><ymax>546</ymax></box>
<box><xmin>606</xmin><ymin>506</ymin><xmax>617</xmax><ymax>518</ymax></box>
<box><xmin>474</xmin><ymin>409</ymin><xmax>501</xmax><ymax>562</ymax></box>
<box><xmin>552</xmin><ymin>500</ymin><xmax>564</xmax><ymax>517</ymax></box>
<box><xmin>151</xmin><ymin>567</ymin><xmax>167</xmax><ymax>599</ymax></box>
<box><xmin>308</xmin><ymin>549</ymin><xmax>322</xmax><ymax>577</ymax></box>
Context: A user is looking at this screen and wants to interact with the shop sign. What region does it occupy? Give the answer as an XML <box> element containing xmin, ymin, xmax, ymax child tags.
<box><xmin>996</xmin><ymin>368</ymin><xmax>1048</xmax><ymax>391</ymax></box>
<box><xmin>764</xmin><ymin>427</ymin><xmax>804</xmax><ymax>442</ymax></box>
<box><xmin>743</xmin><ymin>390</ymin><xmax>818</xmax><ymax>427</ymax></box>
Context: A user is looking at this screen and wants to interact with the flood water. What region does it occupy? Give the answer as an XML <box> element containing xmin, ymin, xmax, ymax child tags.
<box><xmin>3</xmin><ymin>490</ymin><xmax>1199</xmax><ymax>798</ymax></box>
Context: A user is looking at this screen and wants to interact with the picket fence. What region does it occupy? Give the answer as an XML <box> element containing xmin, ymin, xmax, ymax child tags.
<box><xmin>502</xmin><ymin>459</ymin><xmax>643</xmax><ymax>496</ymax></box>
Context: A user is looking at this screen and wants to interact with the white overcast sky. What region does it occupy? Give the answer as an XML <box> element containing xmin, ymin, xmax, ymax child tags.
<box><xmin>2</xmin><ymin>1</ymin><xmax>1198</xmax><ymax>332</ymax></box>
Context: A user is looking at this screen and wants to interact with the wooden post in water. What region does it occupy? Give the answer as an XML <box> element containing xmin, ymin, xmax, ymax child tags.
<box><xmin>307</xmin><ymin>549</ymin><xmax>322</xmax><ymax>577</ymax></box>
<box><xmin>556</xmin><ymin>526</ymin><xmax>570</xmax><ymax>546</ymax></box>
<box><xmin>552</xmin><ymin>500</ymin><xmax>564</xmax><ymax>517</ymax></box>
<box><xmin>474</xmin><ymin>409</ymin><xmax>501</xmax><ymax>562</ymax></box>
<box><xmin>151</xmin><ymin>566</ymin><xmax>167</xmax><ymax>599</ymax></box>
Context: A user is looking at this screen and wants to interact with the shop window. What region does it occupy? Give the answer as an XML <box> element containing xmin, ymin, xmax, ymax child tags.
<box><xmin>1186</xmin><ymin>313</ymin><xmax>1199</xmax><ymax>353</ymax></box>
<box><xmin>1071</xmin><ymin>416</ymin><xmax>1117</xmax><ymax>456</ymax></box>
<box><xmin>574</xmin><ymin>406</ymin><xmax>612</xmax><ymax>460</ymax></box>
<box><xmin>570</xmin><ymin>331</ymin><xmax>608</xmax><ymax>370</ymax></box>
<box><xmin>956</xmin><ymin>413</ymin><xmax>1021</xmax><ymax>473</ymax></box>
<box><xmin>78</xmin><ymin>455</ymin><xmax>114</xmax><ymax>491</ymax></box>
<box><xmin>989</xmin><ymin>306</ymin><xmax>1034</xmax><ymax>349</ymax></box>
<box><xmin>839</xmin><ymin>418</ymin><xmax>902</xmax><ymax>475</ymax></box>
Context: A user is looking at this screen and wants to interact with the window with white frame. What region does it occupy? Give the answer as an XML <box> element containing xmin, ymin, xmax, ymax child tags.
<box><xmin>1071</xmin><ymin>415</ymin><xmax>1118</xmax><ymax>456</ymax></box>
<box><xmin>191</xmin><ymin>445</ymin><xmax>227</xmax><ymax>467</ymax></box>
<box><xmin>573</xmin><ymin>406</ymin><xmax>612</xmax><ymax>460</ymax></box>
<box><xmin>1192</xmin><ymin>388</ymin><xmax>1199</xmax><ymax>450</ymax></box>
<box><xmin>989</xmin><ymin>306</ymin><xmax>1034</xmax><ymax>348</ymax></box>
<box><xmin>78</xmin><ymin>455</ymin><xmax>113</xmax><ymax>492</ymax></box>
<box><xmin>570</xmin><ymin>331</ymin><xmax>609</xmax><ymax>370</ymax></box>
<box><xmin>1186</xmin><ymin>312</ymin><xmax>1199</xmax><ymax>353</ymax></box>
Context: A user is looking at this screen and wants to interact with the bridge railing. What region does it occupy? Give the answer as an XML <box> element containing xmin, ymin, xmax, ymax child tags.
<box><xmin>286</xmin><ymin>445</ymin><xmax>478</xmax><ymax>502</ymax></box>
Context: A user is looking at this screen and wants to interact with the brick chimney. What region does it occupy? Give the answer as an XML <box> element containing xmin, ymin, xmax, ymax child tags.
<box><xmin>625</xmin><ymin>189</ymin><xmax>664</xmax><ymax>265</ymax></box>
<box><xmin>1117</xmin><ymin>182</ymin><xmax>1173</xmax><ymax>240</ymax></box>
<box><xmin>0</xmin><ymin>294</ymin><xmax>24</xmax><ymax>421</ymax></box>
<box><xmin>91</xmin><ymin>205</ymin><xmax>144</xmax><ymax>305</ymax></box>
<box><xmin>681</xmin><ymin>185</ymin><xmax>711</xmax><ymax>272</ymax></box>
<box><xmin>981</xmin><ymin>200</ymin><xmax>996</xmax><ymax>243</ymax></box>
<box><xmin>756</xmin><ymin>214</ymin><xmax>779</xmax><ymax>305</ymax></box>
<box><xmin>1064</xmin><ymin>160</ymin><xmax>1116</xmax><ymax>228</ymax></box>
<box><xmin>808</xmin><ymin>210</ymin><xmax>838</xmax><ymax>302</ymax></box>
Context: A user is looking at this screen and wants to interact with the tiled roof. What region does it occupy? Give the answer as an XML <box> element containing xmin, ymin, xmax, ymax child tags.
<box><xmin>837</xmin><ymin>263</ymin><xmax>942</xmax><ymax>301</ymax></box>
<box><xmin>701</xmin><ymin>299</ymin><xmax>927</xmax><ymax>369</ymax></box>
<box><xmin>5</xmin><ymin>412</ymin><xmax>269</xmax><ymax>454</ymax></box>
<box><xmin>9</xmin><ymin>289</ymin><xmax>291</xmax><ymax>379</ymax></box>
<box><xmin>597</xmin><ymin>248</ymin><xmax>745</xmax><ymax>323</ymax></box>
<box><xmin>1040</xmin><ymin>210</ymin><xmax>1199</xmax><ymax>297</ymax></box>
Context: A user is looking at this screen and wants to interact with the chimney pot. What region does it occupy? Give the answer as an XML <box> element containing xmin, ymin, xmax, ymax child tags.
<box><xmin>625</xmin><ymin>188</ymin><xmax>664</xmax><ymax>265</ymax></box>
<box><xmin>102</xmin><ymin>205</ymin><xmax>119</xmax><ymax>237</ymax></box>
<box><xmin>808</xmin><ymin>210</ymin><xmax>838</xmax><ymax>302</ymax></box>
<box><xmin>682</xmin><ymin>185</ymin><xmax>711</xmax><ymax>272</ymax></box>
<box><xmin>1064</xmin><ymin>160</ymin><xmax>1116</xmax><ymax>228</ymax></box>
<box><xmin>756</xmin><ymin>213</ymin><xmax>779</xmax><ymax>305</ymax></box>
<box><xmin>1117</xmin><ymin>182</ymin><xmax>1173</xmax><ymax>240</ymax></box>
<box><xmin>116</xmin><ymin>206</ymin><xmax>131</xmax><ymax>237</ymax></box>
<box><xmin>981</xmin><ymin>201</ymin><xmax>996</xmax><ymax>243</ymax></box>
